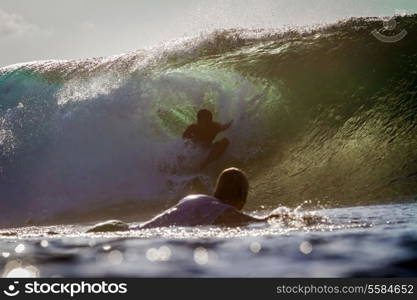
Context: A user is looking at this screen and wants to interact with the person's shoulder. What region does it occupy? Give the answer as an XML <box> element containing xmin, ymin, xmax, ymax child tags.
<box><xmin>179</xmin><ymin>194</ymin><xmax>218</xmax><ymax>204</ymax></box>
<box><xmin>183</xmin><ymin>124</ymin><xmax>198</xmax><ymax>138</ymax></box>
<box><xmin>186</xmin><ymin>124</ymin><xmax>198</xmax><ymax>130</ymax></box>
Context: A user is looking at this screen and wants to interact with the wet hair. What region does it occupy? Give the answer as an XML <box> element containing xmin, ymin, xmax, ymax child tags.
<box><xmin>197</xmin><ymin>109</ymin><xmax>213</xmax><ymax>123</ymax></box>
<box><xmin>214</xmin><ymin>167</ymin><xmax>249</xmax><ymax>210</ymax></box>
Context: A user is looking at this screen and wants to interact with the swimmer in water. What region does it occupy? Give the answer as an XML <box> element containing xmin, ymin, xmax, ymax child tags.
<box><xmin>182</xmin><ymin>109</ymin><xmax>233</xmax><ymax>171</ymax></box>
<box><xmin>140</xmin><ymin>167</ymin><xmax>274</xmax><ymax>228</ymax></box>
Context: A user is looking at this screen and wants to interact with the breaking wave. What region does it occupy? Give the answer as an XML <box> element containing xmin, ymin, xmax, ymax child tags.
<box><xmin>1</xmin><ymin>15</ymin><xmax>416</xmax><ymax>227</ymax></box>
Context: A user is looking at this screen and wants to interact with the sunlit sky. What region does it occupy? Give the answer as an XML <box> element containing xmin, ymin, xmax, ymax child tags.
<box><xmin>0</xmin><ymin>0</ymin><xmax>416</xmax><ymax>67</ymax></box>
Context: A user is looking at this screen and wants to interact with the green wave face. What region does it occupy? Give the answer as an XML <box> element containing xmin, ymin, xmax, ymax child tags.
<box><xmin>149</xmin><ymin>16</ymin><xmax>417</xmax><ymax>208</ymax></box>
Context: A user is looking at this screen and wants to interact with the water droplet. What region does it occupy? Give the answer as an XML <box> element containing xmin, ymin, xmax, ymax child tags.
<box><xmin>102</xmin><ymin>244</ymin><xmax>111</xmax><ymax>251</ymax></box>
<box><xmin>299</xmin><ymin>241</ymin><xmax>313</xmax><ymax>255</ymax></box>
<box><xmin>158</xmin><ymin>246</ymin><xmax>171</xmax><ymax>261</ymax></box>
<box><xmin>5</xmin><ymin>266</ymin><xmax>39</xmax><ymax>278</ymax></box>
<box><xmin>249</xmin><ymin>242</ymin><xmax>262</xmax><ymax>253</ymax></box>
<box><xmin>193</xmin><ymin>247</ymin><xmax>209</xmax><ymax>265</ymax></box>
<box><xmin>14</xmin><ymin>244</ymin><xmax>25</xmax><ymax>253</ymax></box>
<box><xmin>108</xmin><ymin>250</ymin><xmax>123</xmax><ymax>265</ymax></box>
<box><xmin>2</xmin><ymin>261</ymin><xmax>39</xmax><ymax>278</ymax></box>
<box><xmin>146</xmin><ymin>248</ymin><xmax>159</xmax><ymax>262</ymax></box>
<box><xmin>146</xmin><ymin>246</ymin><xmax>171</xmax><ymax>262</ymax></box>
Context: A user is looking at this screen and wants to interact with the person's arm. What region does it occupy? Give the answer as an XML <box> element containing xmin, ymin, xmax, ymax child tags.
<box><xmin>220</xmin><ymin>120</ymin><xmax>233</xmax><ymax>131</ymax></box>
<box><xmin>182</xmin><ymin>124</ymin><xmax>196</xmax><ymax>139</ymax></box>
<box><xmin>214</xmin><ymin>207</ymin><xmax>263</xmax><ymax>226</ymax></box>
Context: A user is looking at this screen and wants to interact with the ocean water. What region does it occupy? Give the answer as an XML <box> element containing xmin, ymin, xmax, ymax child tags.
<box><xmin>0</xmin><ymin>203</ymin><xmax>416</xmax><ymax>277</ymax></box>
<box><xmin>0</xmin><ymin>14</ymin><xmax>417</xmax><ymax>277</ymax></box>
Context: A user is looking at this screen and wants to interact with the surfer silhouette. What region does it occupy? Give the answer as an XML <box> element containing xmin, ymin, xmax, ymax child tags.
<box><xmin>182</xmin><ymin>109</ymin><xmax>232</xmax><ymax>171</ymax></box>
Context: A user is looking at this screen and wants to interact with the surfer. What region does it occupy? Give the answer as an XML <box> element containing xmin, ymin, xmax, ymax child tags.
<box><xmin>182</xmin><ymin>109</ymin><xmax>233</xmax><ymax>171</ymax></box>
<box><xmin>88</xmin><ymin>168</ymin><xmax>323</xmax><ymax>232</ymax></box>
<box><xmin>139</xmin><ymin>167</ymin><xmax>273</xmax><ymax>228</ymax></box>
